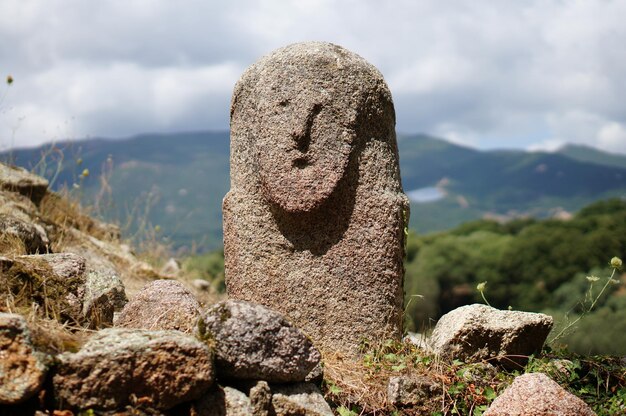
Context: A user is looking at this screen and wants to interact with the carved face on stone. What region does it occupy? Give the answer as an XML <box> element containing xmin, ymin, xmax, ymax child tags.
<box><xmin>254</xmin><ymin>75</ymin><xmax>357</xmax><ymax>213</ymax></box>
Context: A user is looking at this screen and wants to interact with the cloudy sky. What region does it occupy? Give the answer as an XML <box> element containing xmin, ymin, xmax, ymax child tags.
<box><xmin>1</xmin><ymin>0</ymin><xmax>625</xmax><ymax>154</ymax></box>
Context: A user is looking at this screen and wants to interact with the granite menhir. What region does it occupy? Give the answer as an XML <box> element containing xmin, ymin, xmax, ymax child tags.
<box><xmin>224</xmin><ymin>41</ymin><xmax>409</xmax><ymax>355</ymax></box>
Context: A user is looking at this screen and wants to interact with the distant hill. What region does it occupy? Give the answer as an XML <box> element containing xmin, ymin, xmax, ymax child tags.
<box><xmin>558</xmin><ymin>143</ymin><xmax>626</xmax><ymax>169</ymax></box>
<box><xmin>3</xmin><ymin>132</ymin><xmax>626</xmax><ymax>251</ymax></box>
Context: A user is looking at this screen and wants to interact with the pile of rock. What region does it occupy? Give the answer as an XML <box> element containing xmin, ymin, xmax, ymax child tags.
<box><xmin>0</xmin><ymin>295</ymin><xmax>332</xmax><ymax>415</ymax></box>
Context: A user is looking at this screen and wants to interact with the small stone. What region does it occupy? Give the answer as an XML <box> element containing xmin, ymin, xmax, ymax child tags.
<box><xmin>0</xmin><ymin>163</ymin><xmax>48</xmax><ymax>205</ymax></box>
<box><xmin>271</xmin><ymin>383</ymin><xmax>333</xmax><ymax>416</ymax></box>
<box><xmin>193</xmin><ymin>278</ymin><xmax>211</xmax><ymax>291</ymax></box>
<box><xmin>484</xmin><ymin>372</ymin><xmax>596</xmax><ymax>416</ymax></box>
<box><xmin>115</xmin><ymin>280</ymin><xmax>200</xmax><ymax>333</ymax></box>
<box><xmin>429</xmin><ymin>304</ymin><xmax>553</xmax><ymax>368</ymax></box>
<box><xmin>387</xmin><ymin>375</ymin><xmax>441</xmax><ymax>406</ymax></box>
<box><xmin>82</xmin><ymin>268</ymin><xmax>127</xmax><ymax>328</ymax></box>
<box><xmin>53</xmin><ymin>328</ymin><xmax>214</xmax><ymax>411</ymax></box>
<box><xmin>0</xmin><ymin>313</ymin><xmax>47</xmax><ymax>404</ymax></box>
<box><xmin>191</xmin><ymin>385</ymin><xmax>252</xmax><ymax>416</ymax></box>
<box><xmin>199</xmin><ymin>300</ymin><xmax>320</xmax><ymax>382</ymax></box>
<box><xmin>305</xmin><ymin>361</ymin><xmax>324</xmax><ymax>384</ymax></box>
<box><xmin>250</xmin><ymin>381</ymin><xmax>271</xmax><ymax>416</ymax></box>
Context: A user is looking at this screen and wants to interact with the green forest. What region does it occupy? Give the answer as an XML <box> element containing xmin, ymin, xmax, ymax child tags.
<box><xmin>403</xmin><ymin>198</ymin><xmax>626</xmax><ymax>355</ymax></box>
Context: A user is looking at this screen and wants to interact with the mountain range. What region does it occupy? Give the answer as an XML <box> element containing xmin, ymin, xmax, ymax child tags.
<box><xmin>3</xmin><ymin>132</ymin><xmax>626</xmax><ymax>251</ymax></box>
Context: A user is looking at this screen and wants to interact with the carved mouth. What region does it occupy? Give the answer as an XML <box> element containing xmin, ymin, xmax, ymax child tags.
<box><xmin>292</xmin><ymin>157</ymin><xmax>310</xmax><ymax>169</ymax></box>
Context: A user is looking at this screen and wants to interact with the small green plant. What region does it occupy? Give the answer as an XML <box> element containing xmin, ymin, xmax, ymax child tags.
<box><xmin>476</xmin><ymin>281</ymin><xmax>490</xmax><ymax>307</ymax></box>
<box><xmin>475</xmin><ymin>257</ymin><xmax>623</xmax><ymax>345</ymax></box>
<box><xmin>336</xmin><ymin>405</ymin><xmax>359</xmax><ymax>416</ymax></box>
<box><xmin>549</xmin><ymin>256</ymin><xmax>622</xmax><ymax>343</ymax></box>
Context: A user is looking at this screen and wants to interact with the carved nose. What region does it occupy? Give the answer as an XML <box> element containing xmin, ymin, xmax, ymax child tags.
<box><xmin>291</xmin><ymin>103</ymin><xmax>322</xmax><ymax>153</ymax></box>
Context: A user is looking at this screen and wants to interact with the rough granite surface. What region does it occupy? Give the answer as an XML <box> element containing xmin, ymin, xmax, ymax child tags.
<box><xmin>429</xmin><ymin>304</ymin><xmax>553</xmax><ymax>368</ymax></box>
<box><xmin>200</xmin><ymin>300</ymin><xmax>320</xmax><ymax>383</ymax></box>
<box><xmin>115</xmin><ymin>279</ymin><xmax>200</xmax><ymax>333</ymax></box>
<box><xmin>0</xmin><ymin>313</ymin><xmax>47</xmax><ymax>405</ymax></box>
<box><xmin>53</xmin><ymin>328</ymin><xmax>214</xmax><ymax>411</ymax></box>
<box><xmin>271</xmin><ymin>383</ymin><xmax>334</xmax><ymax>416</ymax></box>
<box><xmin>224</xmin><ymin>41</ymin><xmax>409</xmax><ymax>355</ymax></box>
<box><xmin>484</xmin><ymin>372</ymin><xmax>596</xmax><ymax>415</ymax></box>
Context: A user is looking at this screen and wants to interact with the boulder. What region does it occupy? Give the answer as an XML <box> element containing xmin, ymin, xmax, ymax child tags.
<box><xmin>429</xmin><ymin>304</ymin><xmax>553</xmax><ymax>368</ymax></box>
<box><xmin>115</xmin><ymin>279</ymin><xmax>200</xmax><ymax>333</ymax></box>
<box><xmin>53</xmin><ymin>328</ymin><xmax>214</xmax><ymax>411</ymax></box>
<box><xmin>484</xmin><ymin>372</ymin><xmax>596</xmax><ymax>416</ymax></box>
<box><xmin>0</xmin><ymin>163</ymin><xmax>48</xmax><ymax>205</ymax></box>
<box><xmin>199</xmin><ymin>300</ymin><xmax>320</xmax><ymax>382</ymax></box>
<box><xmin>387</xmin><ymin>375</ymin><xmax>441</xmax><ymax>407</ymax></box>
<box><xmin>271</xmin><ymin>383</ymin><xmax>333</xmax><ymax>416</ymax></box>
<box><xmin>0</xmin><ymin>313</ymin><xmax>47</xmax><ymax>404</ymax></box>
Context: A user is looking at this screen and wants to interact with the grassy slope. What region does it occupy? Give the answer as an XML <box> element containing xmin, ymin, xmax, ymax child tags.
<box><xmin>559</xmin><ymin>143</ymin><xmax>626</xmax><ymax>169</ymax></box>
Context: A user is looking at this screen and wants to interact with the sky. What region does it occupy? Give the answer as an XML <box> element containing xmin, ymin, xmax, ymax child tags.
<box><xmin>1</xmin><ymin>0</ymin><xmax>626</xmax><ymax>154</ymax></box>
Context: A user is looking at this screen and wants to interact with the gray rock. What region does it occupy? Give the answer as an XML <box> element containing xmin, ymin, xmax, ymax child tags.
<box><xmin>199</xmin><ymin>300</ymin><xmax>320</xmax><ymax>382</ymax></box>
<box><xmin>2</xmin><ymin>253</ymin><xmax>125</xmax><ymax>328</ymax></box>
<box><xmin>387</xmin><ymin>375</ymin><xmax>441</xmax><ymax>406</ymax></box>
<box><xmin>0</xmin><ymin>163</ymin><xmax>48</xmax><ymax>205</ymax></box>
<box><xmin>191</xmin><ymin>385</ymin><xmax>252</xmax><ymax>416</ymax></box>
<box><xmin>53</xmin><ymin>328</ymin><xmax>214</xmax><ymax>411</ymax></box>
<box><xmin>224</xmin><ymin>41</ymin><xmax>408</xmax><ymax>356</ymax></box>
<box><xmin>82</xmin><ymin>268</ymin><xmax>127</xmax><ymax>328</ymax></box>
<box><xmin>115</xmin><ymin>279</ymin><xmax>199</xmax><ymax>333</ymax></box>
<box><xmin>0</xmin><ymin>214</ymin><xmax>49</xmax><ymax>254</ymax></box>
<box><xmin>0</xmin><ymin>313</ymin><xmax>47</xmax><ymax>404</ymax></box>
<box><xmin>271</xmin><ymin>383</ymin><xmax>333</xmax><ymax>416</ymax></box>
<box><xmin>429</xmin><ymin>304</ymin><xmax>553</xmax><ymax>368</ymax></box>
<box><xmin>484</xmin><ymin>372</ymin><xmax>596</xmax><ymax>416</ymax></box>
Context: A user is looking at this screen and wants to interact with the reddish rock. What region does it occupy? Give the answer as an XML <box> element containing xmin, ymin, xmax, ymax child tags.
<box><xmin>53</xmin><ymin>328</ymin><xmax>214</xmax><ymax>411</ymax></box>
<box><xmin>224</xmin><ymin>41</ymin><xmax>408</xmax><ymax>355</ymax></box>
<box><xmin>115</xmin><ymin>279</ymin><xmax>200</xmax><ymax>333</ymax></box>
<box><xmin>484</xmin><ymin>372</ymin><xmax>596</xmax><ymax>416</ymax></box>
<box><xmin>0</xmin><ymin>313</ymin><xmax>47</xmax><ymax>404</ymax></box>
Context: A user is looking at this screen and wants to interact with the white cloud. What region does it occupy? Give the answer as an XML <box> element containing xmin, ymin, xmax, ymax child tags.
<box><xmin>597</xmin><ymin>122</ymin><xmax>626</xmax><ymax>154</ymax></box>
<box><xmin>0</xmin><ymin>0</ymin><xmax>625</xmax><ymax>155</ymax></box>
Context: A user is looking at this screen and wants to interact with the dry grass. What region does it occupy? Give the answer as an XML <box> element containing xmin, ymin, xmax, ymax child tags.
<box><xmin>321</xmin><ymin>339</ymin><xmax>506</xmax><ymax>415</ymax></box>
<box><xmin>39</xmin><ymin>191</ymin><xmax>120</xmax><ymax>245</ymax></box>
<box><xmin>0</xmin><ymin>231</ymin><xmax>26</xmax><ymax>256</ymax></box>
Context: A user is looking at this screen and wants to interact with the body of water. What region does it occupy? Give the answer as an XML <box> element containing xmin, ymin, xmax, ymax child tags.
<box><xmin>406</xmin><ymin>186</ymin><xmax>445</xmax><ymax>203</ymax></box>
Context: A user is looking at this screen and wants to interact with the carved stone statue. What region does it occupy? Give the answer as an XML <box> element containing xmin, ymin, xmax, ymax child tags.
<box><xmin>224</xmin><ymin>42</ymin><xmax>409</xmax><ymax>355</ymax></box>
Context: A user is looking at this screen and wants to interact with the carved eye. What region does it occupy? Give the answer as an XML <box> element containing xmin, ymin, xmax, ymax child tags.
<box><xmin>278</xmin><ymin>99</ymin><xmax>289</xmax><ymax>107</ymax></box>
